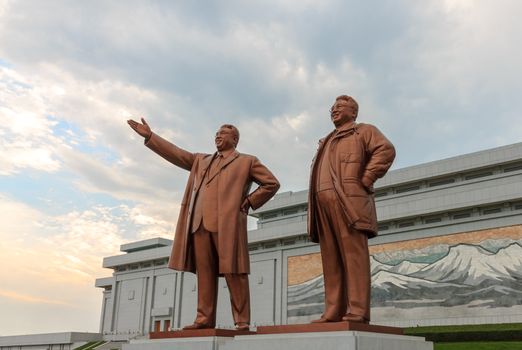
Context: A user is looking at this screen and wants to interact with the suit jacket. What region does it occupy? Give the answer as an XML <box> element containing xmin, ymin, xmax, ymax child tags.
<box><xmin>146</xmin><ymin>133</ymin><xmax>280</xmax><ymax>274</ymax></box>
<box><xmin>308</xmin><ymin>122</ymin><xmax>395</xmax><ymax>242</ymax></box>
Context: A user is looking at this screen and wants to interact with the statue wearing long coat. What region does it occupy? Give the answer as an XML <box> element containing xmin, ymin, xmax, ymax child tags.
<box><xmin>308</xmin><ymin>122</ymin><xmax>395</xmax><ymax>242</ymax></box>
<box><xmin>145</xmin><ymin>133</ymin><xmax>280</xmax><ymax>274</ymax></box>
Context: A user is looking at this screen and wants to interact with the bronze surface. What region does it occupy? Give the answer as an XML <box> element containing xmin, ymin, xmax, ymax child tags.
<box><xmin>307</xmin><ymin>95</ymin><xmax>396</xmax><ymax>322</ymax></box>
<box><xmin>128</xmin><ymin>120</ymin><xmax>279</xmax><ymax>329</ymax></box>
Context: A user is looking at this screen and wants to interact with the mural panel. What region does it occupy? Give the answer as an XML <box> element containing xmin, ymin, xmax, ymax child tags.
<box><xmin>287</xmin><ymin>225</ymin><xmax>522</xmax><ymax>325</ymax></box>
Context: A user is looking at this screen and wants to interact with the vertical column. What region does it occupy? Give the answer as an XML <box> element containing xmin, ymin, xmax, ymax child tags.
<box><xmin>99</xmin><ymin>290</ymin><xmax>111</xmax><ymax>333</ymax></box>
<box><xmin>110</xmin><ymin>279</ymin><xmax>120</xmax><ymax>332</ymax></box>
<box><xmin>170</xmin><ymin>272</ymin><xmax>178</xmax><ymax>330</ymax></box>
<box><xmin>139</xmin><ymin>276</ymin><xmax>149</xmax><ymax>334</ymax></box>
<box><xmin>275</xmin><ymin>250</ymin><xmax>283</xmax><ymax>325</ymax></box>
<box><xmin>99</xmin><ymin>291</ymin><xmax>107</xmax><ymax>333</ymax></box>
<box><xmin>143</xmin><ymin>274</ymin><xmax>155</xmax><ymax>333</ymax></box>
<box><xmin>174</xmin><ymin>271</ymin><xmax>184</xmax><ymax>329</ymax></box>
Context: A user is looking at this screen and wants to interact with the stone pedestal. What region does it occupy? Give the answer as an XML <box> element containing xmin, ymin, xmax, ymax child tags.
<box><xmin>125</xmin><ymin>336</ymin><xmax>232</xmax><ymax>350</ymax></box>
<box><xmin>256</xmin><ymin>321</ymin><xmax>403</xmax><ymax>335</ymax></box>
<box><xmin>124</xmin><ymin>329</ymin><xmax>254</xmax><ymax>350</ymax></box>
<box><xmin>122</xmin><ymin>323</ymin><xmax>433</xmax><ymax>350</ymax></box>
<box><xmin>149</xmin><ymin>328</ymin><xmax>255</xmax><ymax>339</ymax></box>
<box><xmin>226</xmin><ymin>331</ymin><xmax>432</xmax><ymax>350</ymax></box>
<box><xmin>228</xmin><ymin>323</ymin><xmax>431</xmax><ymax>350</ymax></box>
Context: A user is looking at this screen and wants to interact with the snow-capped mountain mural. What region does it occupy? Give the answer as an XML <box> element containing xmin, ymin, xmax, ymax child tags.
<box><xmin>388</xmin><ymin>260</ymin><xmax>428</xmax><ymax>275</ymax></box>
<box><xmin>371</xmin><ymin>243</ymin><xmax>522</xmax><ymax>308</ymax></box>
<box><xmin>286</xmin><ymin>230</ymin><xmax>522</xmax><ymax>323</ymax></box>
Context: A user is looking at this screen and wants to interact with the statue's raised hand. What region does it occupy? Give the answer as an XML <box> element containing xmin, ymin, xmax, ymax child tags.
<box><xmin>127</xmin><ymin>118</ymin><xmax>152</xmax><ymax>139</ymax></box>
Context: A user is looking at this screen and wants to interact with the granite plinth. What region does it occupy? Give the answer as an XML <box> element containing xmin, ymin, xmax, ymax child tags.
<box><xmin>256</xmin><ymin>321</ymin><xmax>403</xmax><ymax>335</ymax></box>
<box><xmin>124</xmin><ymin>336</ymin><xmax>233</xmax><ymax>350</ymax></box>
<box><xmin>125</xmin><ymin>323</ymin><xmax>432</xmax><ymax>350</ymax></box>
<box><xmin>149</xmin><ymin>328</ymin><xmax>255</xmax><ymax>339</ymax></box>
<box><xmin>226</xmin><ymin>331</ymin><xmax>433</xmax><ymax>350</ymax></box>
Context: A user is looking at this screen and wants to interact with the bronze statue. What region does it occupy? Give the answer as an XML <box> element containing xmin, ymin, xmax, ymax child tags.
<box><xmin>128</xmin><ymin>118</ymin><xmax>280</xmax><ymax>331</ymax></box>
<box><xmin>308</xmin><ymin>95</ymin><xmax>395</xmax><ymax>324</ymax></box>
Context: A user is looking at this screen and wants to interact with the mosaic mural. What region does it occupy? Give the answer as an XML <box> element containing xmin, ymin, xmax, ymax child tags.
<box><xmin>287</xmin><ymin>225</ymin><xmax>522</xmax><ymax>324</ymax></box>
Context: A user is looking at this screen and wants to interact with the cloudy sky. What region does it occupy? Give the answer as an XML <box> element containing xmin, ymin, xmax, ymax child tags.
<box><xmin>1</xmin><ymin>0</ymin><xmax>521</xmax><ymax>336</ymax></box>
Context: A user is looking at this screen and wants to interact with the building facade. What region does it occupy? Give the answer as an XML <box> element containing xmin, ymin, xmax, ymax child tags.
<box><xmin>0</xmin><ymin>333</ymin><xmax>102</xmax><ymax>350</ymax></box>
<box><xmin>96</xmin><ymin>142</ymin><xmax>522</xmax><ymax>339</ymax></box>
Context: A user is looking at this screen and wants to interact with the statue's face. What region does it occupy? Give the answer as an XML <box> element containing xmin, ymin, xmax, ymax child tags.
<box><xmin>330</xmin><ymin>100</ymin><xmax>356</xmax><ymax>127</ymax></box>
<box><xmin>215</xmin><ymin>127</ymin><xmax>237</xmax><ymax>151</ymax></box>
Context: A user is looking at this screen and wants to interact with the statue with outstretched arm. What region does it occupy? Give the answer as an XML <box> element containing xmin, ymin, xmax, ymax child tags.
<box><xmin>128</xmin><ymin>118</ymin><xmax>280</xmax><ymax>331</ymax></box>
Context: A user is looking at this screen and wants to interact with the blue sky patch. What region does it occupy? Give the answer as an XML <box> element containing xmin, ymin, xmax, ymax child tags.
<box><xmin>51</xmin><ymin>117</ymin><xmax>120</xmax><ymax>164</ymax></box>
<box><xmin>0</xmin><ymin>170</ymin><xmax>130</xmax><ymax>217</ymax></box>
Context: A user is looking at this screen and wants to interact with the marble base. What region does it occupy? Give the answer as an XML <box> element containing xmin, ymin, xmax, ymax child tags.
<box><xmin>124</xmin><ymin>336</ymin><xmax>233</xmax><ymax>350</ymax></box>
<box><xmin>226</xmin><ymin>331</ymin><xmax>433</xmax><ymax>350</ymax></box>
<box><xmin>256</xmin><ymin>321</ymin><xmax>403</xmax><ymax>335</ymax></box>
<box><xmin>149</xmin><ymin>328</ymin><xmax>255</xmax><ymax>338</ymax></box>
<box><xmin>123</xmin><ymin>324</ymin><xmax>432</xmax><ymax>350</ymax></box>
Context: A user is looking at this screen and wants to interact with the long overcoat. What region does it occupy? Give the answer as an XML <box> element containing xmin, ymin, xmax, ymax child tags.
<box><xmin>146</xmin><ymin>133</ymin><xmax>280</xmax><ymax>274</ymax></box>
<box><xmin>308</xmin><ymin>122</ymin><xmax>395</xmax><ymax>242</ymax></box>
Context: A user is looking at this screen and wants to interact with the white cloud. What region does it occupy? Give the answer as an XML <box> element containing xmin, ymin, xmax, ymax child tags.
<box><xmin>0</xmin><ymin>67</ymin><xmax>63</xmax><ymax>174</ymax></box>
<box><xmin>412</xmin><ymin>1</ymin><xmax>522</xmax><ymax>103</ymax></box>
<box><xmin>0</xmin><ymin>62</ymin><xmax>184</xmax><ymax>198</ymax></box>
<box><xmin>0</xmin><ymin>196</ymin><xmax>121</xmax><ymax>285</ymax></box>
<box><xmin>0</xmin><ymin>140</ymin><xmax>61</xmax><ymax>175</ymax></box>
<box><xmin>0</xmin><ymin>0</ymin><xmax>10</xmax><ymax>20</ymax></box>
<box><xmin>0</xmin><ymin>194</ymin><xmax>174</xmax><ymax>334</ymax></box>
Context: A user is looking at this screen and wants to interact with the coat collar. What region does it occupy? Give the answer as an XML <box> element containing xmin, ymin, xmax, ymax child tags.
<box><xmin>218</xmin><ymin>148</ymin><xmax>235</xmax><ymax>159</ymax></box>
<box><xmin>206</xmin><ymin>150</ymin><xmax>240</xmax><ymax>184</ymax></box>
<box><xmin>193</xmin><ymin>154</ymin><xmax>216</xmax><ymax>191</ymax></box>
<box><xmin>315</xmin><ymin>122</ymin><xmax>357</xmax><ymax>157</ymax></box>
<box><xmin>332</xmin><ymin>121</ymin><xmax>357</xmax><ymax>139</ymax></box>
<box><xmin>201</xmin><ymin>153</ymin><xmax>216</xmax><ymax>171</ymax></box>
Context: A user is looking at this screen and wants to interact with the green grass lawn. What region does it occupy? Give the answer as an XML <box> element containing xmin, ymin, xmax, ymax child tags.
<box><xmin>73</xmin><ymin>341</ymin><xmax>106</xmax><ymax>350</ymax></box>
<box><xmin>435</xmin><ymin>341</ymin><xmax>522</xmax><ymax>350</ymax></box>
<box><xmin>404</xmin><ymin>323</ymin><xmax>522</xmax><ymax>348</ymax></box>
<box><xmin>405</xmin><ymin>323</ymin><xmax>522</xmax><ymax>334</ymax></box>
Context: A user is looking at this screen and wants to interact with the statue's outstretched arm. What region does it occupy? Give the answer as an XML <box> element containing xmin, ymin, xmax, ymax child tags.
<box><xmin>127</xmin><ymin>118</ymin><xmax>195</xmax><ymax>171</ymax></box>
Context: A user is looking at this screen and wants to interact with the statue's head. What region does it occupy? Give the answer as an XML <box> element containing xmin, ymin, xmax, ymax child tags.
<box><xmin>330</xmin><ymin>95</ymin><xmax>359</xmax><ymax>127</ymax></box>
<box><xmin>215</xmin><ymin>124</ymin><xmax>240</xmax><ymax>151</ymax></box>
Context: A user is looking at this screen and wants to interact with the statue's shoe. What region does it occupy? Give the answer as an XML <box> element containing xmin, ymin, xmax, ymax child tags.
<box><xmin>310</xmin><ymin>317</ymin><xmax>340</xmax><ymax>323</ymax></box>
<box><xmin>182</xmin><ymin>322</ymin><xmax>214</xmax><ymax>330</ymax></box>
<box><xmin>235</xmin><ymin>322</ymin><xmax>250</xmax><ymax>331</ymax></box>
<box><xmin>342</xmin><ymin>314</ymin><xmax>369</xmax><ymax>324</ymax></box>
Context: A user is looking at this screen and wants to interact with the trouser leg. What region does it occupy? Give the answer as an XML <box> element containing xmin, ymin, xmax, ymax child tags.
<box><xmin>315</xmin><ymin>190</ymin><xmax>346</xmax><ymax>321</ymax></box>
<box><xmin>316</xmin><ymin>190</ymin><xmax>371</xmax><ymax>321</ymax></box>
<box><xmin>224</xmin><ymin>273</ymin><xmax>250</xmax><ymax>325</ymax></box>
<box><xmin>193</xmin><ymin>227</ymin><xmax>219</xmax><ymax>326</ymax></box>
<box><xmin>333</xmin><ymin>210</ymin><xmax>371</xmax><ymax>320</ymax></box>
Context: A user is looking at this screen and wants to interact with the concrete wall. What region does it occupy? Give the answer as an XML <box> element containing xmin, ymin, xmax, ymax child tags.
<box><xmin>98</xmin><ymin>222</ymin><xmax>522</xmax><ymax>337</ymax></box>
<box><xmin>98</xmin><ymin>248</ymin><xmax>285</xmax><ymax>338</ymax></box>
